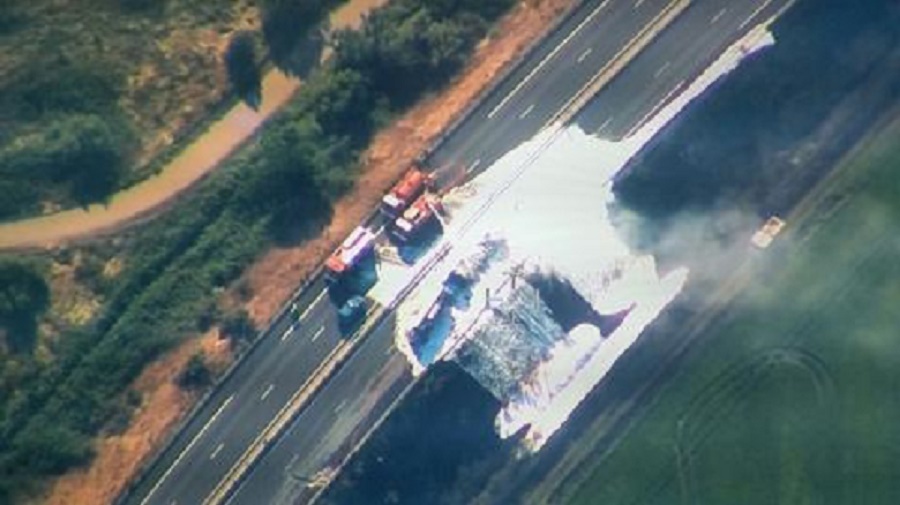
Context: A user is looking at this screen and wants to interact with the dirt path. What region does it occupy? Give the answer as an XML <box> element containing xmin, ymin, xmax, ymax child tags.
<box><xmin>0</xmin><ymin>0</ymin><xmax>388</xmax><ymax>252</ymax></box>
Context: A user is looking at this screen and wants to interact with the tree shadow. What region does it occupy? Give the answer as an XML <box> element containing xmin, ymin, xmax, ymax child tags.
<box><xmin>2</xmin><ymin>317</ymin><xmax>38</xmax><ymax>355</ymax></box>
<box><xmin>267</xmin><ymin>194</ymin><xmax>333</xmax><ymax>248</ymax></box>
<box><xmin>281</xmin><ymin>28</ymin><xmax>327</xmax><ymax>79</ymax></box>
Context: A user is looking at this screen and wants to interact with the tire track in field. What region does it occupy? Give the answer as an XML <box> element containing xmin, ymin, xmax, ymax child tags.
<box><xmin>669</xmin><ymin>231</ymin><xmax>894</xmax><ymax>505</ymax></box>
<box><xmin>614</xmin><ymin>225</ymin><xmax>891</xmax><ymax>505</ymax></box>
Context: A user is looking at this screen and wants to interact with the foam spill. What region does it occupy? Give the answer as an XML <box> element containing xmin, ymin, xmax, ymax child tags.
<box><xmin>387</xmin><ymin>24</ymin><xmax>775</xmax><ymax>450</ymax></box>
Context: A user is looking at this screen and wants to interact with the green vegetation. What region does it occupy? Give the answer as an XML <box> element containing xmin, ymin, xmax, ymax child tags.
<box><xmin>260</xmin><ymin>0</ymin><xmax>345</xmax><ymax>71</ymax></box>
<box><xmin>0</xmin><ymin>57</ymin><xmax>135</xmax><ymax>217</ymax></box>
<box><xmin>0</xmin><ymin>259</ymin><xmax>50</xmax><ymax>354</ymax></box>
<box><xmin>221</xmin><ymin>308</ymin><xmax>257</xmax><ymax>351</ymax></box>
<box><xmin>177</xmin><ymin>354</ymin><xmax>213</xmax><ymax>390</ymax></box>
<box><xmin>567</xmin><ymin>117</ymin><xmax>900</xmax><ymax>505</ymax></box>
<box><xmin>0</xmin><ymin>0</ymin><xmax>514</xmax><ymax>500</ymax></box>
<box><xmin>0</xmin><ymin>0</ymin><xmax>252</xmax><ymax>220</ymax></box>
<box><xmin>0</xmin><ymin>113</ymin><xmax>134</xmax><ymax>213</ymax></box>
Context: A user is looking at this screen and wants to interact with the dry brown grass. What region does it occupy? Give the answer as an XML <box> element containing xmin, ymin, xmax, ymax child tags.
<box><xmin>39</xmin><ymin>330</ymin><xmax>231</xmax><ymax>505</ymax></box>
<box><xmin>38</xmin><ymin>0</ymin><xmax>575</xmax><ymax>502</ymax></box>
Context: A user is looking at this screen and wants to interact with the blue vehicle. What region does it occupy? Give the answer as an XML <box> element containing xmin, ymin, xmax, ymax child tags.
<box><xmin>337</xmin><ymin>295</ymin><xmax>368</xmax><ymax>334</ymax></box>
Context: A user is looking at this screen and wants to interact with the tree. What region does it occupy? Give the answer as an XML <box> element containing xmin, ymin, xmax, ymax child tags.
<box><xmin>0</xmin><ymin>260</ymin><xmax>50</xmax><ymax>354</ymax></box>
<box><xmin>221</xmin><ymin>308</ymin><xmax>256</xmax><ymax>347</ymax></box>
<box><xmin>260</xmin><ymin>0</ymin><xmax>332</xmax><ymax>70</ymax></box>
<box><xmin>0</xmin><ymin>113</ymin><xmax>131</xmax><ymax>207</ymax></box>
<box><xmin>0</xmin><ymin>6</ymin><xmax>26</xmax><ymax>36</ymax></box>
<box><xmin>13</xmin><ymin>57</ymin><xmax>122</xmax><ymax>118</ymax></box>
<box><xmin>225</xmin><ymin>31</ymin><xmax>262</xmax><ymax>108</ymax></box>
<box><xmin>11</xmin><ymin>422</ymin><xmax>93</xmax><ymax>475</ymax></box>
<box><xmin>119</xmin><ymin>0</ymin><xmax>164</xmax><ymax>13</ymax></box>
<box><xmin>177</xmin><ymin>353</ymin><xmax>212</xmax><ymax>389</ymax></box>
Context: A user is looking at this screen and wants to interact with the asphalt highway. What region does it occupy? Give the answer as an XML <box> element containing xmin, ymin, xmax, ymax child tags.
<box><xmin>122</xmin><ymin>0</ymin><xmax>794</xmax><ymax>504</ymax></box>
<box><xmin>124</xmin><ymin>278</ymin><xmax>339</xmax><ymax>505</ymax></box>
<box><xmin>429</xmin><ymin>0</ymin><xmax>677</xmax><ymax>178</ymax></box>
<box><xmin>228</xmin><ymin>314</ymin><xmax>409</xmax><ymax>505</ymax></box>
<box><xmin>578</xmin><ymin>0</ymin><xmax>793</xmax><ymax>138</ymax></box>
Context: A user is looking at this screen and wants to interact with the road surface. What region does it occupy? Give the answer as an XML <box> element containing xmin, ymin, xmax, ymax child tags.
<box><xmin>121</xmin><ymin>0</ymin><xmax>793</xmax><ymax>504</ymax></box>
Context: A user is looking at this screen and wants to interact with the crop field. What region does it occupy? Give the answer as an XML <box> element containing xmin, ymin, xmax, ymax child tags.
<box><xmin>564</xmin><ymin>116</ymin><xmax>900</xmax><ymax>505</ymax></box>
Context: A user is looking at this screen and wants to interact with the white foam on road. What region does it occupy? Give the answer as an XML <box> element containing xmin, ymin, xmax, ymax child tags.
<box><xmin>388</xmin><ymin>24</ymin><xmax>776</xmax><ymax>449</ymax></box>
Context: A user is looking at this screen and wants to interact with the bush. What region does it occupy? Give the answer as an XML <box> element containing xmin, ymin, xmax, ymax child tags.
<box><xmin>177</xmin><ymin>354</ymin><xmax>212</xmax><ymax>390</ymax></box>
<box><xmin>10</xmin><ymin>58</ymin><xmax>122</xmax><ymax>119</ymax></box>
<box><xmin>221</xmin><ymin>308</ymin><xmax>256</xmax><ymax>347</ymax></box>
<box><xmin>260</xmin><ymin>0</ymin><xmax>342</xmax><ymax>69</ymax></box>
<box><xmin>0</xmin><ymin>259</ymin><xmax>50</xmax><ymax>354</ymax></box>
<box><xmin>0</xmin><ymin>7</ymin><xmax>26</xmax><ymax>36</ymax></box>
<box><xmin>0</xmin><ymin>114</ymin><xmax>132</xmax><ymax>209</ymax></box>
<box><xmin>225</xmin><ymin>31</ymin><xmax>262</xmax><ymax>107</ymax></box>
<box><xmin>11</xmin><ymin>422</ymin><xmax>93</xmax><ymax>476</ymax></box>
<box><xmin>0</xmin><ymin>55</ymin><xmax>133</xmax><ymax>219</ymax></box>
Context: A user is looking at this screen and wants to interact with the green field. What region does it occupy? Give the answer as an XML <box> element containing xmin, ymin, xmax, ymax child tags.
<box><xmin>564</xmin><ymin>117</ymin><xmax>900</xmax><ymax>505</ymax></box>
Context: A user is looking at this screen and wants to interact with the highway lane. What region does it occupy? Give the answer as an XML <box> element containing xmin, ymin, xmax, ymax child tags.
<box><xmin>228</xmin><ymin>314</ymin><xmax>410</xmax><ymax>505</ymax></box>
<box><xmin>125</xmin><ymin>279</ymin><xmax>347</xmax><ymax>505</ymax></box>
<box><xmin>123</xmin><ymin>0</ymin><xmax>794</xmax><ymax>502</ymax></box>
<box><xmin>224</xmin><ymin>1</ymin><xmax>799</xmax><ymax>504</ymax></box>
<box><xmin>578</xmin><ymin>0</ymin><xmax>794</xmax><ymax>137</ymax></box>
<box><xmin>429</xmin><ymin>0</ymin><xmax>678</xmax><ymax>179</ymax></box>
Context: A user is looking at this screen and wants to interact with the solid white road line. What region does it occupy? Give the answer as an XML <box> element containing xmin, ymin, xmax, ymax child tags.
<box><xmin>577</xmin><ymin>47</ymin><xmax>593</xmax><ymax>63</ymax></box>
<box><xmin>140</xmin><ymin>395</ymin><xmax>234</xmax><ymax>505</ymax></box>
<box><xmin>312</xmin><ymin>326</ymin><xmax>326</xmax><ymax>342</ymax></box>
<box><xmin>260</xmin><ymin>384</ymin><xmax>275</xmax><ymax>401</ymax></box>
<box><xmin>740</xmin><ymin>0</ymin><xmax>775</xmax><ymax>30</ymax></box>
<box><xmin>486</xmin><ymin>0</ymin><xmax>611</xmax><ymax>119</ymax></box>
<box><xmin>299</xmin><ymin>290</ymin><xmax>327</xmax><ymax>320</ymax></box>
<box><xmin>626</xmin><ymin>79</ymin><xmax>685</xmax><ymax>138</ymax></box>
<box><xmin>519</xmin><ymin>104</ymin><xmax>536</xmax><ymax>119</ymax></box>
<box><xmin>209</xmin><ymin>443</ymin><xmax>224</xmax><ymax>461</ymax></box>
<box><xmin>711</xmin><ymin>7</ymin><xmax>728</xmax><ymax>25</ymax></box>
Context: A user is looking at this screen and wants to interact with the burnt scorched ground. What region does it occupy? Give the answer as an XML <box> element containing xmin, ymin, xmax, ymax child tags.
<box><xmin>321</xmin><ymin>361</ymin><xmax>515</xmax><ymax>505</ymax></box>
